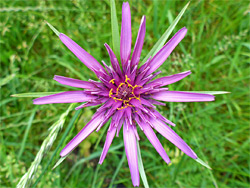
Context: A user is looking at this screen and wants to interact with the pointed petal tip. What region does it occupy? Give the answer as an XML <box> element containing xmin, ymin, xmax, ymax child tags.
<box><xmin>53</xmin><ymin>75</ymin><xmax>59</xmax><ymax>80</ymax></box>
<box><xmin>59</xmin><ymin>33</ymin><xmax>105</xmax><ymax>74</ymax></box>
<box><xmin>60</xmin><ymin>150</ymin><xmax>66</xmax><ymax>157</ymax></box>
<box><xmin>33</xmin><ymin>99</ymin><xmax>39</xmax><ymax>105</ymax></box>
<box><xmin>132</xmin><ymin>182</ymin><xmax>140</xmax><ymax>187</ymax></box>
<box><xmin>181</xmin><ymin>27</ymin><xmax>187</xmax><ymax>34</ymax></box>
<box><xmin>184</xmin><ymin>70</ymin><xmax>191</xmax><ymax>74</ymax></box>
<box><xmin>123</xmin><ymin>1</ymin><xmax>130</xmax><ymax>6</ymax></box>
<box><xmin>75</xmin><ymin>106</ymin><xmax>81</xmax><ymax>110</ymax></box>
<box><xmin>141</xmin><ymin>15</ymin><xmax>146</xmax><ymax>22</ymax></box>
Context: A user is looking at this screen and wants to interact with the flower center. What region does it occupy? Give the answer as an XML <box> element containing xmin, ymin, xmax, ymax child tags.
<box><xmin>109</xmin><ymin>75</ymin><xmax>142</xmax><ymax>110</ymax></box>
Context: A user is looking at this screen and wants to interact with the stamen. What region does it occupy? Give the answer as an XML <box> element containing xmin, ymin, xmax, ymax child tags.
<box><xmin>125</xmin><ymin>75</ymin><xmax>131</xmax><ymax>82</ymax></box>
<box><xmin>109</xmin><ymin>75</ymin><xmax>143</xmax><ymax>110</ymax></box>
<box><xmin>116</xmin><ymin>83</ymin><xmax>125</xmax><ymax>96</ymax></box>
<box><xmin>109</xmin><ymin>79</ymin><xmax>115</xmax><ymax>84</ymax></box>
<box><xmin>109</xmin><ymin>88</ymin><xmax>113</xmax><ymax>97</ymax></box>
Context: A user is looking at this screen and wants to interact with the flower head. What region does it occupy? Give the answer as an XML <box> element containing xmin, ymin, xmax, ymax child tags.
<box><xmin>34</xmin><ymin>2</ymin><xmax>215</xmax><ymax>186</ymax></box>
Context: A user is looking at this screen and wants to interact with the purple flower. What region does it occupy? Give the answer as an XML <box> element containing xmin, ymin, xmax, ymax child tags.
<box><xmin>34</xmin><ymin>2</ymin><xmax>215</xmax><ymax>186</ymax></box>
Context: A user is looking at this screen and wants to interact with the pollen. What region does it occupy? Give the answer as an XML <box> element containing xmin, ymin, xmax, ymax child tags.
<box><xmin>109</xmin><ymin>75</ymin><xmax>142</xmax><ymax>110</ymax></box>
<box><xmin>109</xmin><ymin>79</ymin><xmax>115</xmax><ymax>84</ymax></box>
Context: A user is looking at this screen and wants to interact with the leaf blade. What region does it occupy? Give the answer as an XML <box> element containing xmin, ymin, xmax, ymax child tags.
<box><xmin>11</xmin><ymin>92</ymin><xmax>63</xmax><ymax>98</ymax></box>
<box><xmin>137</xmin><ymin>140</ymin><xmax>149</xmax><ymax>188</ymax></box>
<box><xmin>142</xmin><ymin>2</ymin><xmax>190</xmax><ymax>63</ymax></box>
<box><xmin>110</xmin><ymin>0</ymin><xmax>120</xmax><ymax>61</ymax></box>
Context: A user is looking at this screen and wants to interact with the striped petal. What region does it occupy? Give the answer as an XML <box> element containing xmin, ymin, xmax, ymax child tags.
<box><xmin>60</xmin><ymin>112</ymin><xmax>104</xmax><ymax>157</ymax></box>
<box><xmin>123</xmin><ymin>124</ymin><xmax>139</xmax><ymax>187</ymax></box>
<box><xmin>120</xmin><ymin>2</ymin><xmax>131</xmax><ymax>67</ymax></box>
<box><xmin>146</xmin><ymin>70</ymin><xmax>191</xmax><ymax>88</ymax></box>
<box><xmin>147</xmin><ymin>27</ymin><xmax>187</xmax><ymax>75</ymax></box>
<box><xmin>137</xmin><ymin>120</ymin><xmax>171</xmax><ymax>164</ymax></box>
<box><xmin>99</xmin><ymin>126</ymin><xmax>116</xmax><ymax>164</ymax></box>
<box><xmin>59</xmin><ymin>33</ymin><xmax>105</xmax><ymax>74</ymax></box>
<box><xmin>151</xmin><ymin>118</ymin><xmax>197</xmax><ymax>159</ymax></box>
<box><xmin>54</xmin><ymin>75</ymin><xmax>95</xmax><ymax>89</ymax></box>
<box><xmin>104</xmin><ymin>43</ymin><xmax>122</xmax><ymax>75</ymax></box>
<box><xmin>151</xmin><ymin>91</ymin><xmax>215</xmax><ymax>102</ymax></box>
<box><xmin>33</xmin><ymin>91</ymin><xmax>97</xmax><ymax>104</ymax></box>
<box><xmin>131</xmin><ymin>16</ymin><xmax>146</xmax><ymax>67</ymax></box>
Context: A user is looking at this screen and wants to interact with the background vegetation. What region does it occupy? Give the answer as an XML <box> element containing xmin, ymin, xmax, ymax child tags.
<box><xmin>1</xmin><ymin>0</ymin><xmax>249</xmax><ymax>187</ymax></box>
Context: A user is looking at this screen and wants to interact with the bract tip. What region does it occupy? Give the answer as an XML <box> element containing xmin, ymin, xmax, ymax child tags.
<box><xmin>45</xmin><ymin>20</ymin><xmax>60</xmax><ymax>36</ymax></box>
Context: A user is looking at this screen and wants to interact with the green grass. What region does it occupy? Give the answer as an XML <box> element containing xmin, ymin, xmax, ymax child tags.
<box><xmin>1</xmin><ymin>0</ymin><xmax>249</xmax><ymax>187</ymax></box>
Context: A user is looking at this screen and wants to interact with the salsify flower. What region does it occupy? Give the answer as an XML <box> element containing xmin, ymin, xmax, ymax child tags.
<box><xmin>34</xmin><ymin>2</ymin><xmax>215</xmax><ymax>186</ymax></box>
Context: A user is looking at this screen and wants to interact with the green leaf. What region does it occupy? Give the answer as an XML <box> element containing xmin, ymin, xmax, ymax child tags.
<box><xmin>18</xmin><ymin>107</ymin><xmax>38</xmax><ymax>159</ymax></box>
<box><xmin>195</xmin><ymin>158</ymin><xmax>212</xmax><ymax>170</ymax></box>
<box><xmin>11</xmin><ymin>92</ymin><xmax>62</xmax><ymax>98</ymax></box>
<box><xmin>65</xmin><ymin>143</ymin><xmax>123</xmax><ymax>180</ymax></box>
<box><xmin>142</xmin><ymin>2</ymin><xmax>190</xmax><ymax>63</ymax></box>
<box><xmin>189</xmin><ymin>91</ymin><xmax>230</xmax><ymax>95</ymax></box>
<box><xmin>110</xmin><ymin>0</ymin><xmax>120</xmax><ymax>61</ymax></box>
<box><xmin>137</xmin><ymin>140</ymin><xmax>149</xmax><ymax>188</ymax></box>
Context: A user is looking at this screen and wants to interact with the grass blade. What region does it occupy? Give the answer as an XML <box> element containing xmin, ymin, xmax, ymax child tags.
<box><xmin>16</xmin><ymin>103</ymin><xmax>75</xmax><ymax>188</ymax></box>
<box><xmin>110</xmin><ymin>0</ymin><xmax>120</xmax><ymax>61</ymax></box>
<box><xmin>18</xmin><ymin>107</ymin><xmax>38</xmax><ymax>159</ymax></box>
<box><xmin>137</xmin><ymin>140</ymin><xmax>149</xmax><ymax>188</ymax></box>
<box><xmin>108</xmin><ymin>151</ymin><xmax>126</xmax><ymax>188</ymax></box>
<box><xmin>65</xmin><ymin>143</ymin><xmax>123</xmax><ymax>180</ymax></box>
<box><xmin>91</xmin><ymin>164</ymin><xmax>101</xmax><ymax>188</ymax></box>
<box><xmin>32</xmin><ymin>109</ymin><xmax>81</xmax><ymax>187</ymax></box>
<box><xmin>0</xmin><ymin>74</ymin><xmax>16</xmax><ymax>87</ymax></box>
<box><xmin>142</xmin><ymin>2</ymin><xmax>189</xmax><ymax>63</ymax></box>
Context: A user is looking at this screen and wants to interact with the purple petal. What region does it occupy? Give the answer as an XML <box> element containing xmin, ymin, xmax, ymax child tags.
<box><xmin>104</xmin><ymin>43</ymin><xmax>122</xmax><ymax>75</ymax></box>
<box><xmin>151</xmin><ymin>118</ymin><xmax>197</xmax><ymax>159</ymax></box>
<box><xmin>146</xmin><ymin>98</ymin><xmax>166</xmax><ymax>106</ymax></box>
<box><xmin>60</xmin><ymin>112</ymin><xmax>104</xmax><ymax>157</ymax></box>
<box><xmin>123</xmin><ymin>124</ymin><xmax>140</xmax><ymax>187</ymax></box>
<box><xmin>54</xmin><ymin>75</ymin><xmax>95</xmax><ymax>89</ymax></box>
<box><xmin>75</xmin><ymin>101</ymin><xmax>103</xmax><ymax>110</ymax></box>
<box><xmin>139</xmin><ymin>121</ymin><xmax>171</xmax><ymax>164</ymax></box>
<box><xmin>120</xmin><ymin>2</ymin><xmax>132</xmax><ymax>67</ymax></box>
<box><xmin>116</xmin><ymin>117</ymin><xmax>124</xmax><ymax>137</ymax></box>
<box><xmin>147</xmin><ymin>27</ymin><xmax>187</xmax><ymax>75</ymax></box>
<box><xmin>131</xmin><ymin>16</ymin><xmax>146</xmax><ymax>67</ymax></box>
<box><xmin>101</xmin><ymin>60</ymin><xmax>112</xmax><ymax>75</ymax></box>
<box><xmin>151</xmin><ymin>91</ymin><xmax>215</xmax><ymax>102</ymax></box>
<box><xmin>151</xmin><ymin>109</ymin><xmax>175</xmax><ymax>126</ymax></box>
<box><xmin>33</xmin><ymin>91</ymin><xmax>97</xmax><ymax>104</ymax></box>
<box><xmin>140</xmin><ymin>98</ymin><xmax>156</xmax><ymax>108</ymax></box>
<box><xmin>99</xmin><ymin>126</ymin><xmax>116</xmax><ymax>164</ymax></box>
<box><xmin>59</xmin><ymin>33</ymin><xmax>105</xmax><ymax>73</ymax></box>
<box><xmin>146</xmin><ymin>70</ymin><xmax>191</xmax><ymax>88</ymax></box>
